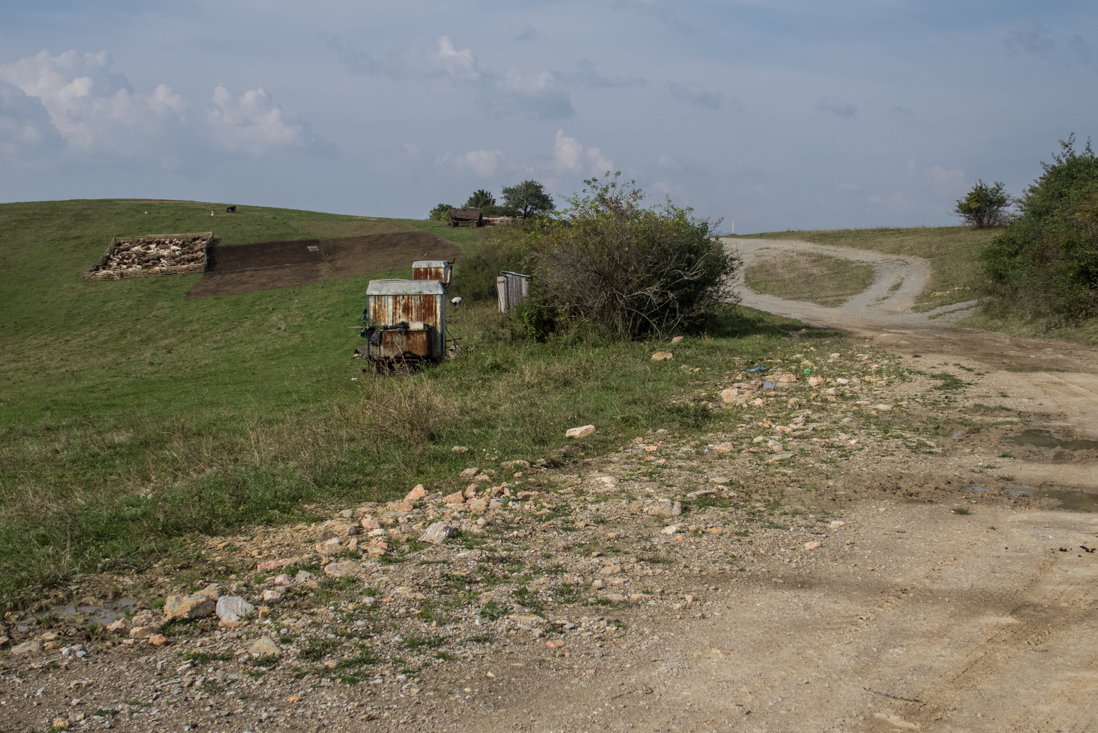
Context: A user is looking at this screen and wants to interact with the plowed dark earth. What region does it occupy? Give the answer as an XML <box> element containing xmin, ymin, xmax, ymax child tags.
<box><xmin>185</xmin><ymin>231</ymin><xmax>462</xmax><ymax>300</ymax></box>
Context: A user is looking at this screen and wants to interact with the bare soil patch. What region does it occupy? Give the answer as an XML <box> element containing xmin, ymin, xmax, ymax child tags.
<box><xmin>186</xmin><ymin>231</ymin><xmax>463</xmax><ymax>300</ymax></box>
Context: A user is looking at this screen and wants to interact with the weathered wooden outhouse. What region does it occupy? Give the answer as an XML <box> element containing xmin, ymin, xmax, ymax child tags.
<box><xmin>496</xmin><ymin>271</ymin><xmax>531</xmax><ymax>313</ymax></box>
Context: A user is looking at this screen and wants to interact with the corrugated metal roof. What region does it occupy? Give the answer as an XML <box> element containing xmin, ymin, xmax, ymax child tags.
<box><xmin>412</xmin><ymin>260</ymin><xmax>451</xmax><ymax>269</ymax></box>
<box><xmin>366</xmin><ymin>280</ymin><xmax>446</xmax><ymax>296</ymax></box>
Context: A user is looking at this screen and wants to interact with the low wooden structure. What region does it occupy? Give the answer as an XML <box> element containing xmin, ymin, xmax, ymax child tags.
<box><xmin>83</xmin><ymin>232</ymin><xmax>212</xmax><ymax>281</ymax></box>
<box><xmin>496</xmin><ymin>271</ymin><xmax>531</xmax><ymax>313</ymax></box>
<box><xmin>447</xmin><ymin>209</ymin><xmax>483</xmax><ymax>228</ymax></box>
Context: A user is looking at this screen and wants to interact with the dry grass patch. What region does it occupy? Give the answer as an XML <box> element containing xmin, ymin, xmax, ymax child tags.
<box><xmin>744</xmin><ymin>251</ymin><xmax>874</xmax><ymax>307</ymax></box>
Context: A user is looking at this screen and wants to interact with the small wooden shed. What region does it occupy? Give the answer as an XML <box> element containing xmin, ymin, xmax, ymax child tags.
<box><xmin>496</xmin><ymin>271</ymin><xmax>531</xmax><ymax>313</ymax></box>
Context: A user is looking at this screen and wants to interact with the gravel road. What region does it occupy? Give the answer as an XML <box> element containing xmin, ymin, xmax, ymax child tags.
<box><xmin>728</xmin><ymin>237</ymin><xmax>980</xmax><ymax>332</ymax></box>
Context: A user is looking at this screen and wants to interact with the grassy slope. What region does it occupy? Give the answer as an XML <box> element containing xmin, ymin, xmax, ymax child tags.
<box><xmin>0</xmin><ymin>199</ymin><xmax>814</xmax><ymax>607</ymax></box>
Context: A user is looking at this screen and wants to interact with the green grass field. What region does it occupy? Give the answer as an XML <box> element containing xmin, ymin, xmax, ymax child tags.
<box><xmin>0</xmin><ymin>199</ymin><xmax>818</xmax><ymax>609</ymax></box>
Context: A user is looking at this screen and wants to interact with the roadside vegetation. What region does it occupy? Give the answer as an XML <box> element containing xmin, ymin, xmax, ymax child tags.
<box><xmin>456</xmin><ymin>174</ymin><xmax>738</xmax><ymax>341</ymax></box>
<box><xmin>978</xmin><ymin>136</ymin><xmax>1098</xmax><ymax>336</ymax></box>
<box><xmin>0</xmin><ymin>197</ymin><xmax>811</xmax><ymax>610</ymax></box>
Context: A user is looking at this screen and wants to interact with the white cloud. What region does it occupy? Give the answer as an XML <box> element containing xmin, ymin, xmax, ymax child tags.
<box><xmin>425</xmin><ymin>37</ymin><xmax>480</xmax><ymax>82</ymax></box>
<box><xmin>815</xmin><ymin>95</ymin><xmax>857</xmax><ymax>118</ymax></box>
<box><xmin>331</xmin><ymin>35</ymin><xmax>573</xmax><ymax>120</ymax></box>
<box><xmin>0</xmin><ymin>50</ymin><xmax>185</xmax><ymax>155</ymax></box>
<box><xmin>479</xmin><ymin>69</ymin><xmax>573</xmax><ymax>120</ymax></box>
<box><xmin>0</xmin><ymin>50</ymin><xmax>333</xmax><ymax>168</ymax></box>
<box><xmin>0</xmin><ymin>79</ymin><xmax>62</xmax><ymax>159</ymax></box>
<box><xmin>438</xmin><ymin>148</ymin><xmax>502</xmax><ymax>178</ymax></box>
<box><xmin>553</xmin><ymin>129</ymin><xmax>612</xmax><ymax>175</ymax></box>
<box><xmin>207</xmin><ymin>85</ymin><xmax>325</xmax><ymax>158</ymax></box>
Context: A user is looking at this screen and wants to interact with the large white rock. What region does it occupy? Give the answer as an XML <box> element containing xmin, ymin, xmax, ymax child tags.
<box><xmin>215</xmin><ymin>595</ymin><xmax>256</xmax><ymax>622</ymax></box>
<box><xmin>419</xmin><ymin>521</ymin><xmax>456</xmax><ymax>544</ymax></box>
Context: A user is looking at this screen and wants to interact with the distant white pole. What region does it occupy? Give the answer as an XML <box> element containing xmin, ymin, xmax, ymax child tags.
<box><xmin>729</xmin><ymin>221</ymin><xmax>734</xmax><ymax>235</ymax></box>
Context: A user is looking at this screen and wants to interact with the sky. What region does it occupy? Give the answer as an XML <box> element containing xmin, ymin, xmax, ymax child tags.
<box><xmin>1</xmin><ymin>1</ymin><xmax>1096</xmax><ymax>233</ymax></box>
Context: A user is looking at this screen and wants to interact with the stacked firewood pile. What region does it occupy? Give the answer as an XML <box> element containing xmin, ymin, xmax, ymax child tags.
<box><xmin>84</xmin><ymin>232</ymin><xmax>212</xmax><ymax>281</ymax></box>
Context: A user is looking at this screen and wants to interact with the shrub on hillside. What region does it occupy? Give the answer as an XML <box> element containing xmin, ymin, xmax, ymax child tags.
<box><xmin>449</xmin><ymin>224</ymin><xmax>536</xmax><ymax>302</ymax></box>
<box><xmin>980</xmin><ymin>135</ymin><xmax>1098</xmax><ymax>325</ymax></box>
<box><xmin>464</xmin><ymin>189</ymin><xmax>496</xmax><ymax>210</ymax></box>
<box><xmin>529</xmin><ymin>173</ymin><xmax>740</xmax><ymax>341</ymax></box>
<box><xmin>955</xmin><ymin>180</ymin><xmax>1011</xmax><ymax>229</ymax></box>
<box><xmin>429</xmin><ymin>203</ymin><xmax>453</xmax><ymax>221</ymax></box>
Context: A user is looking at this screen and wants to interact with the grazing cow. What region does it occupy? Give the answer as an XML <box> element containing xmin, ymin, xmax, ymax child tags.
<box><xmin>226</xmin><ymin>205</ymin><xmax>237</xmax><ymax>213</ymax></box>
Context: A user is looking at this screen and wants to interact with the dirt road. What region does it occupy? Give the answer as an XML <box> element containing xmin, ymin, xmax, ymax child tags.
<box><xmin>481</xmin><ymin>241</ymin><xmax>1098</xmax><ymax>731</ymax></box>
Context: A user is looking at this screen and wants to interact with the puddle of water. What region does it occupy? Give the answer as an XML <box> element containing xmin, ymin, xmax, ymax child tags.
<box><xmin>952</xmin><ymin>429</ymin><xmax>967</xmax><ymax>440</ymax></box>
<box><xmin>1039</xmin><ymin>489</ymin><xmax>1098</xmax><ymax>513</ymax></box>
<box><xmin>1005</xmin><ymin>429</ymin><xmax>1098</xmax><ymax>451</ymax></box>
<box><xmin>1002</xmin><ymin>487</ymin><xmax>1034</xmax><ymax>496</ymax></box>
<box><xmin>969</xmin><ymin>486</ymin><xmax>988</xmax><ymax>492</ymax></box>
<box><xmin>762</xmin><ymin>381</ymin><xmax>776</xmax><ymax>390</ymax></box>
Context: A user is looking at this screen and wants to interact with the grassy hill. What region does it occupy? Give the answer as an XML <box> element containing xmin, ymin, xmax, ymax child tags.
<box><xmin>0</xmin><ymin>199</ymin><xmax>811</xmax><ymax>608</ymax></box>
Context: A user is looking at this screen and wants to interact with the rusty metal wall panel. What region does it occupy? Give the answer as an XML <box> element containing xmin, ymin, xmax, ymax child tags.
<box><xmin>371</xmin><ymin>330</ymin><xmax>432</xmax><ymax>359</ymax></box>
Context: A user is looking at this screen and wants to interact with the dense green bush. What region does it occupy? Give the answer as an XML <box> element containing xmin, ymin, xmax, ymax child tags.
<box><xmin>980</xmin><ymin>136</ymin><xmax>1098</xmax><ymax>325</ymax></box>
<box><xmin>429</xmin><ymin>203</ymin><xmax>453</xmax><ymax>221</ymax></box>
<box><xmin>464</xmin><ymin>189</ymin><xmax>496</xmax><ymax>210</ymax></box>
<box><xmin>530</xmin><ymin>174</ymin><xmax>740</xmax><ymax>340</ymax></box>
<box><xmin>449</xmin><ymin>224</ymin><xmax>535</xmax><ymax>302</ymax></box>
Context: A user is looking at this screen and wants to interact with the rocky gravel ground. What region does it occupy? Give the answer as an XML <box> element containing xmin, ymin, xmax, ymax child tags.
<box><xmin>2</xmin><ymin>345</ymin><xmax>1090</xmax><ymax>732</ymax></box>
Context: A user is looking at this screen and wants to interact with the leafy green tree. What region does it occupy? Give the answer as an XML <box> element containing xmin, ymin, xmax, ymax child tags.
<box><xmin>502</xmin><ymin>180</ymin><xmax>554</xmax><ymax>218</ymax></box>
<box><xmin>528</xmin><ymin>173</ymin><xmax>740</xmax><ymax>340</ymax></box>
<box><xmin>980</xmin><ymin>135</ymin><xmax>1098</xmax><ymax>324</ymax></box>
<box><xmin>429</xmin><ymin>203</ymin><xmax>453</xmax><ymax>221</ymax></box>
<box><xmin>955</xmin><ymin>180</ymin><xmax>1011</xmax><ymax>228</ymax></box>
<box><xmin>464</xmin><ymin>189</ymin><xmax>496</xmax><ymax>210</ymax></box>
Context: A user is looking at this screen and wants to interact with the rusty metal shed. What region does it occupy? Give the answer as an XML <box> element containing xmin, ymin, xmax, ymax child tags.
<box><xmin>362</xmin><ymin>280</ymin><xmax>447</xmax><ymax>365</ymax></box>
<box><xmin>412</xmin><ymin>260</ymin><xmax>453</xmax><ymax>287</ymax></box>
